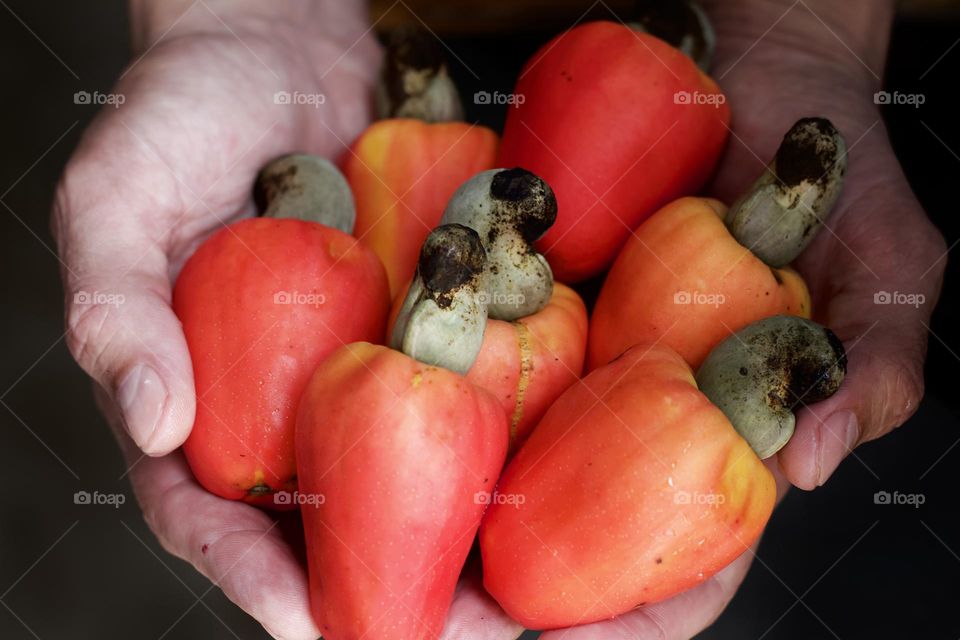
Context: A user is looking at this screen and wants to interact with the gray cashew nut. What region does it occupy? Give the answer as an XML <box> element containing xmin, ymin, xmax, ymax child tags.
<box><xmin>724</xmin><ymin>118</ymin><xmax>847</xmax><ymax>268</ymax></box>
<box><xmin>255</xmin><ymin>154</ymin><xmax>355</xmax><ymax>234</ymax></box>
<box><xmin>631</xmin><ymin>0</ymin><xmax>716</xmax><ymax>72</ymax></box>
<box><xmin>695</xmin><ymin>315</ymin><xmax>847</xmax><ymax>459</ymax></box>
<box><xmin>440</xmin><ymin>168</ymin><xmax>557</xmax><ymax>321</ymax></box>
<box><xmin>390</xmin><ymin>224</ymin><xmax>488</xmax><ymax>374</ymax></box>
<box><xmin>375</xmin><ymin>26</ymin><xmax>464</xmax><ymax>123</ymax></box>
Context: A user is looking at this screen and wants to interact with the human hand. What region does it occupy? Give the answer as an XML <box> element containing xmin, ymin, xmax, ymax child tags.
<box><xmin>699</xmin><ymin>0</ymin><xmax>945</xmax><ymax>491</ymax></box>
<box><xmin>535</xmin><ymin>1</ymin><xmax>945</xmax><ymax>637</ymax></box>
<box><xmin>56</xmin><ymin>2</ymin><xmax>534</xmax><ymax>636</ymax></box>
<box><xmin>56</xmin><ymin>1</ymin><xmax>374</xmax><ymax>637</ymax></box>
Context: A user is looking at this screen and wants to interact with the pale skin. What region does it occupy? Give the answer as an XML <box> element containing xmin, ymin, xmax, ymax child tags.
<box><xmin>53</xmin><ymin>0</ymin><xmax>945</xmax><ymax>638</ymax></box>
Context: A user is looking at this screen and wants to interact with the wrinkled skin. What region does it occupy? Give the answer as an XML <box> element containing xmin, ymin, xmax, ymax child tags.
<box><xmin>53</xmin><ymin>0</ymin><xmax>944</xmax><ymax>638</ymax></box>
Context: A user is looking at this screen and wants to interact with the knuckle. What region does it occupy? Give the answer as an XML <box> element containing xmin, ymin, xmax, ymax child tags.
<box><xmin>141</xmin><ymin>477</ymin><xmax>194</xmax><ymax>562</ymax></box>
<box><xmin>863</xmin><ymin>351</ymin><xmax>925</xmax><ymax>441</ymax></box>
<box><xmin>887</xmin><ymin>362</ymin><xmax>925</xmax><ymax>429</ymax></box>
<box><xmin>65</xmin><ymin>295</ymin><xmax>119</xmax><ymax>377</ymax></box>
<box><xmin>50</xmin><ymin>158</ymin><xmax>89</xmax><ymax>249</ymax></box>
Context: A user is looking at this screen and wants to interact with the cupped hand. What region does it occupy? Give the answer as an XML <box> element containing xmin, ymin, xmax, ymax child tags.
<box><xmin>537</xmin><ymin>0</ymin><xmax>945</xmax><ymax>638</ymax></box>
<box><xmin>700</xmin><ymin>0</ymin><xmax>945</xmax><ymax>491</ymax></box>
<box><xmin>58</xmin><ymin>1</ymin><xmax>945</xmax><ymax>638</ymax></box>
<box><xmin>54</xmin><ymin>3</ymin><xmax>523</xmax><ymax>638</ymax></box>
<box><xmin>56</xmin><ymin>3</ymin><xmax>530</xmax><ymax>637</ymax></box>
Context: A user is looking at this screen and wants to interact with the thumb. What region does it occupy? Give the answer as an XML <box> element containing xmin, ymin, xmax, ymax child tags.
<box><xmin>779</xmin><ymin>212</ymin><xmax>945</xmax><ymax>490</ymax></box>
<box><xmin>54</xmin><ymin>155</ymin><xmax>196</xmax><ymax>456</ymax></box>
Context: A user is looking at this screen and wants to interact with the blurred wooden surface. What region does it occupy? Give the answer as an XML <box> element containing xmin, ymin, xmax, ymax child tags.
<box><xmin>370</xmin><ymin>0</ymin><xmax>960</xmax><ymax>34</ymax></box>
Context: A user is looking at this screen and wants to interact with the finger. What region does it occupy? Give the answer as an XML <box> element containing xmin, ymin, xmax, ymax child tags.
<box><xmin>538</xmin><ymin>549</ymin><xmax>756</xmax><ymax>640</ymax></box>
<box><xmin>441</xmin><ymin>562</ymin><xmax>524</xmax><ymax>640</ymax></box>
<box><xmin>780</xmin><ymin>321</ymin><xmax>927</xmax><ymax>490</ymax></box>
<box><xmin>98</xmin><ymin>387</ymin><xmax>320</xmax><ymax>640</ymax></box>
<box><xmin>53</xmin><ymin>116</ymin><xmax>204</xmax><ymax>456</ymax></box>
<box><xmin>781</xmin><ymin>164</ymin><xmax>945</xmax><ymax>490</ymax></box>
<box><xmin>57</xmin><ymin>229</ymin><xmax>196</xmax><ymax>456</ymax></box>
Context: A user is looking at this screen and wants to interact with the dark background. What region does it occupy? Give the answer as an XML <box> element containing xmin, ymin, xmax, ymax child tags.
<box><xmin>1</xmin><ymin>2</ymin><xmax>958</xmax><ymax>639</ymax></box>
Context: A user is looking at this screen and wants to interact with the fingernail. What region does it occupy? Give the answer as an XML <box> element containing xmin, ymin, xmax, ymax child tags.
<box><xmin>816</xmin><ymin>411</ymin><xmax>858</xmax><ymax>486</ymax></box>
<box><xmin>117</xmin><ymin>364</ymin><xmax>166</xmax><ymax>450</ymax></box>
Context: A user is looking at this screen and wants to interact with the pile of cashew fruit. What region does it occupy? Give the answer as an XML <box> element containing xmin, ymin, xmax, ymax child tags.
<box><xmin>173</xmin><ymin>9</ymin><xmax>849</xmax><ymax>639</ymax></box>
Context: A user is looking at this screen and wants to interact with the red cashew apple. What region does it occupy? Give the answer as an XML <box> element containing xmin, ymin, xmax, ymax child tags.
<box><xmin>173</xmin><ymin>156</ymin><xmax>389</xmax><ymax>507</ymax></box>
<box><xmin>467</xmin><ymin>283</ymin><xmax>586</xmax><ymax>452</ymax></box>
<box><xmin>296</xmin><ymin>225</ymin><xmax>508</xmax><ymax>640</ymax></box>
<box><xmin>344</xmin><ymin>27</ymin><xmax>499</xmax><ymax>298</ymax></box>
<box><xmin>481</xmin><ymin>316</ymin><xmax>847</xmax><ymax>629</ymax></box>
<box><xmin>388</xmin><ymin>167</ymin><xmax>586</xmax><ymax>451</ymax></box>
<box><xmin>388</xmin><ymin>281</ymin><xmax>588</xmax><ymax>453</ymax></box>
<box><xmin>345</xmin><ymin>120</ymin><xmax>498</xmax><ymax>298</ymax></box>
<box><xmin>498</xmin><ymin>20</ymin><xmax>730</xmax><ymax>282</ymax></box>
<box><xmin>589</xmin><ymin>118</ymin><xmax>844</xmax><ymax>370</ymax></box>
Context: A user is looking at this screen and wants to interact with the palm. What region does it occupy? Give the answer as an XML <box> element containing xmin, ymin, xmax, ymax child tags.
<box><xmin>60</xmin><ymin>27</ymin><xmax>383</xmax><ymax>640</ymax></box>
<box><xmin>95</xmin><ymin>36</ymin><xmax>375</xmax><ymax>272</ymax></box>
<box><xmin>69</xmin><ymin>25</ymin><xmax>528</xmax><ymax>640</ymax></box>
<box><xmin>542</xmin><ymin>2</ymin><xmax>944</xmax><ymax>637</ymax></box>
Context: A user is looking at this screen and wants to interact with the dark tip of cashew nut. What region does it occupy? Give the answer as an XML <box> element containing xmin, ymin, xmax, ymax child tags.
<box><xmin>724</xmin><ymin>118</ymin><xmax>846</xmax><ymax>269</ymax></box>
<box><xmin>375</xmin><ymin>26</ymin><xmax>464</xmax><ymax>123</ymax></box>
<box><xmin>695</xmin><ymin>316</ymin><xmax>847</xmax><ymax>459</ymax></box>
<box><xmin>441</xmin><ymin>168</ymin><xmax>557</xmax><ymax>321</ymax></box>
<box><xmin>490</xmin><ymin>168</ymin><xmax>559</xmax><ymax>244</ymax></box>
<box><xmin>255</xmin><ymin>154</ymin><xmax>356</xmax><ymax>234</ymax></box>
<box><xmin>630</xmin><ymin>0</ymin><xmax>715</xmax><ymax>71</ymax></box>
<box><xmin>418</xmin><ymin>224</ymin><xmax>487</xmax><ymax>307</ymax></box>
<box><xmin>390</xmin><ymin>224</ymin><xmax>489</xmax><ymax>374</ymax></box>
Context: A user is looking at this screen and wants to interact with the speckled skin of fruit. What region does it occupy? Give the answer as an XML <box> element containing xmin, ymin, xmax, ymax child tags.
<box><xmin>588</xmin><ymin>197</ymin><xmax>811</xmax><ymax>371</ymax></box>
<box><xmin>480</xmin><ymin>343</ymin><xmax>775</xmax><ymax>629</ymax></box>
<box><xmin>173</xmin><ymin>218</ymin><xmax>389</xmax><ymax>508</ymax></box>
